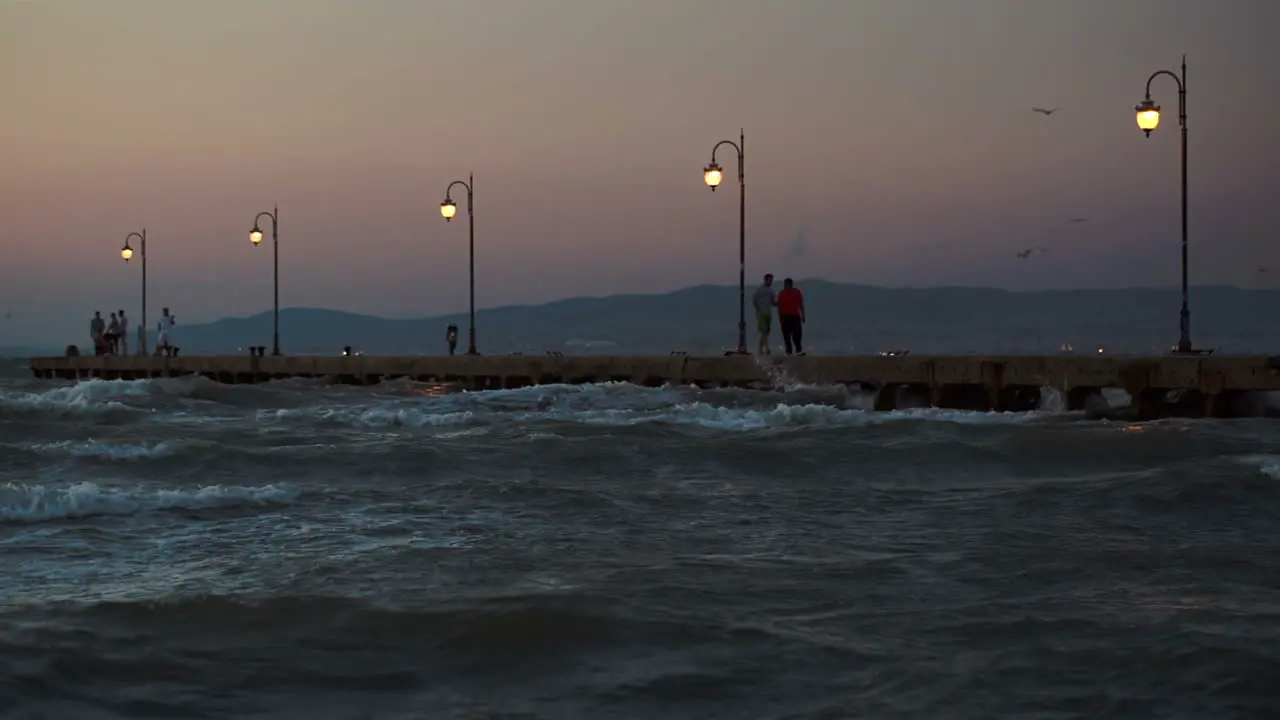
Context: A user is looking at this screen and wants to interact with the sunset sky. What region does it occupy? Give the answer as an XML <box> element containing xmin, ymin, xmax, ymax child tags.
<box><xmin>2</xmin><ymin>0</ymin><xmax>1278</xmax><ymax>344</ymax></box>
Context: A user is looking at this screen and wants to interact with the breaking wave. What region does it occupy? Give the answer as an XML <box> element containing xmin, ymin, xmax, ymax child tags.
<box><xmin>0</xmin><ymin>481</ymin><xmax>297</xmax><ymax>524</ymax></box>
<box><xmin>260</xmin><ymin>400</ymin><xmax>1044</xmax><ymax>432</ymax></box>
<box><xmin>1240</xmin><ymin>454</ymin><xmax>1280</xmax><ymax>480</ymax></box>
<box><xmin>24</xmin><ymin>438</ymin><xmax>206</xmax><ymax>460</ymax></box>
<box><xmin>3</xmin><ymin>376</ymin><xmax>1063</xmax><ymax>434</ymax></box>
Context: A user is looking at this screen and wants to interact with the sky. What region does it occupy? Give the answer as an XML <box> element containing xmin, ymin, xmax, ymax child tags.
<box><xmin>2</xmin><ymin>0</ymin><xmax>1278</xmax><ymax>344</ymax></box>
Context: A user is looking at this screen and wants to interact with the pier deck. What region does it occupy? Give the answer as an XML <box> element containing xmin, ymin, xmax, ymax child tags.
<box><xmin>28</xmin><ymin>353</ymin><xmax>1280</xmax><ymax>418</ymax></box>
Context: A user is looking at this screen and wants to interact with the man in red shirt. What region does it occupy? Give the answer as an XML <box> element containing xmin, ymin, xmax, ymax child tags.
<box><xmin>776</xmin><ymin>278</ymin><xmax>805</xmax><ymax>356</ymax></box>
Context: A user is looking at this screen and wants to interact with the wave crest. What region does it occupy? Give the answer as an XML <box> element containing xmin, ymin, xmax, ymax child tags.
<box><xmin>0</xmin><ymin>481</ymin><xmax>297</xmax><ymax>524</ymax></box>
<box><xmin>259</xmin><ymin>396</ymin><xmax>1041</xmax><ymax>433</ymax></box>
<box><xmin>0</xmin><ymin>376</ymin><xmax>332</xmax><ymax>420</ymax></box>
<box><xmin>568</xmin><ymin>401</ymin><xmax>1040</xmax><ymax>430</ymax></box>
<box><xmin>260</xmin><ymin>406</ymin><xmax>476</xmax><ymax>429</ymax></box>
<box><xmin>25</xmin><ymin>439</ymin><xmax>201</xmax><ymax>461</ymax></box>
<box><xmin>4</xmin><ymin>378</ymin><xmax>1063</xmax><ymax>438</ymax></box>
<box><xmin>0</xmin><ymin>382</ymin><xmax>140</xmax><ymax>419</ymax></box>
<box><xmin>1240</xmin><ymin>455</ymin><xmax>1280</xmax><ymax>479</ymax></box>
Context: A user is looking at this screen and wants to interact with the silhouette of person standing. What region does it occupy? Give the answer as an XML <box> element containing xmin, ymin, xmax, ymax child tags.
<box><xmin>777</xmin><ymin>278</ymin><xmax>806</xmax><ymax>356</ymax></box>
<box><xmin>89</xmin><ymin>311</ymin><xmax>105</xmax><ymax>355</ymax></box>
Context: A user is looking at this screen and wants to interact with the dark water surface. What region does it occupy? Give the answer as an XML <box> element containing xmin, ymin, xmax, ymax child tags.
<box><xmin>2</xmin><ymin>363</ymin><xmax>1279</xmax><ymax>719</ymax></box>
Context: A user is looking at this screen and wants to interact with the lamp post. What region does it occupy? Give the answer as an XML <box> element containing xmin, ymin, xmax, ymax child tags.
<box><xmin>702</xmin><ymin>129</ymin><xmax>748</xmax><ymax>355</ymax></box>
<box><xmin>248</xmin><ymin>205</ymin><xmax>281</xmax><ymax>355</ymax></box>
<box><xmin>440</xmin><ymin>174</ymin><xmax>478</xmax><ymax>355</ymax></box>
<box><xmin>1135</xmin><ymin>55</ymin><xmax>1194</xmax><ymax>354</ymax></box>
<box><xmin>120</xmin><ymin>228</ymin><xmax>147</xmax><ymax>354</ymax></box>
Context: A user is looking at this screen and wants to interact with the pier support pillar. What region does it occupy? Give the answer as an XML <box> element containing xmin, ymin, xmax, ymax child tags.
<box><xmin>874</xmin><ymin>384</ymin><xmax>898</xmax><ymax>412</ymax></box>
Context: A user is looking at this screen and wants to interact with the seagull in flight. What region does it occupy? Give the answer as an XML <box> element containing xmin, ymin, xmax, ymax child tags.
<box><xmin>1066</xmin><ymin>217</ymin><xmax>1088</xmax><ymax>224</ymax></box>
<box><xmin>1015</xmin><ymin>247</ymin><xmax>1049</xmax><ymax>260</ymax></box>
<box><xmin>1032</xmin><ymin>107</ymin><xmax>1062</xmax><ymax>116</ymax></box>
<box><xmin>1260</xmin><ymin>267</ymin><xmax>1270</xmax><ymax>275</ymax></box>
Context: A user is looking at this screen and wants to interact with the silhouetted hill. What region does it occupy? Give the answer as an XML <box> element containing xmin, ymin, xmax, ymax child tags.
<box><xmin>168</xmin><ymin>282</ymin><xmax>1280</xmax><ymax>356</ymax></box>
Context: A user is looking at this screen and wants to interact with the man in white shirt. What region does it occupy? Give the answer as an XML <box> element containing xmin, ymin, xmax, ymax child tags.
<box><xmin>157</xmin><ymin>307</ymin><xmax>176</xmax><ymax>356</ymax></box>
<box><xmin>117</xmin><ymin>309</ymin><xmax>129</xmax><ymax>355</ymax></box>
<box><xmin>751</xmin><ymin>273</ymin><xmax>777</xmax><ymax>355</ymax></box>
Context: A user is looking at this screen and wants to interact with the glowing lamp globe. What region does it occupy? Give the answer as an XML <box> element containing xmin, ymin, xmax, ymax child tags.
<box><xmin>441</xmin><ymin>200</ymin><xmax>458</xmax><ymax>221</ymax></box>
<box><xmin>703</xmin><ymin>162</ymin><xmax>724</xmax><ymax>191</ymax></box>
<box><xmin>249</xmin><ymin>228</ymin><xmax>264</xmax><ymax>245</ymax></box>
<box><xmin>121</xmin><ymin>244</ymin><xmax>134</xmax><ymax>262</ymax></box>
<box><xmin>1135</xmin><ymin>98</ymin><xmax>1161</xmax><ymax>136</ymax></box>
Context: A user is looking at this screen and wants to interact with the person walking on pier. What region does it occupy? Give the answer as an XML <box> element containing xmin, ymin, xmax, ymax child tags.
<box><xmin>777</xmin><ymin>278</ymin><xmax>806</xmax><ymax>356</ymax></box>
<box><xmin>446</xmin><ymin>324</ymin><xmax>458</xmax><ymax>356</ymax></box>
<box><xmin>752</xmin><ymin>273</ymin><xmax>777</xmax><ymax>355</ymax></box>
<box><xmin>117</xmin><ymin>309</ymin><xmax>129</xmax><ymax>355</ymax></box>
<box><xmin>89</xmin><ymin>311</ymin><xmax>105</xmax><ymax>356</ymax></box>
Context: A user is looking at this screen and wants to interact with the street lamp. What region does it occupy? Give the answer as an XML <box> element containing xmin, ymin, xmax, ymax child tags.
<box><xmin>248</xmin><ymin>205</ymin><xmax>281</xmax><ymax>355</ymax></box>
<box><xmin>440</xmin><ymin>174</ymin><xmax>478</xmax><ymax>355</ymax></box>
<box><xmin>1135</xmin><ymin>55</ymin><xmax>1195</xmax><ymax>354</ymax></box>
<box><xmin>702</xmin><ymin>129</ymin><xmax>748</xmax><ymax>355</ymax></box>
<box><xmin>120</xmin><ymin>228</ymin><xmax>148</xmax><ymax>354</ymax></box>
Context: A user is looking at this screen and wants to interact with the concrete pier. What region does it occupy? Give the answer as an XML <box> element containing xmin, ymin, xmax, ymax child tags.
<box><xmin>27</xmin><ymin>353</ymin><xmax>1280</xmax><ymax>419</ymax></box>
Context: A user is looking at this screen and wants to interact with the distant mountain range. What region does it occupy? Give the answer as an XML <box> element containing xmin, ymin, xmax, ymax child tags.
<box><xmin>24</xmin><ymin>281</ymin><xmax>1280</xmax><ymax>357</ymax></box>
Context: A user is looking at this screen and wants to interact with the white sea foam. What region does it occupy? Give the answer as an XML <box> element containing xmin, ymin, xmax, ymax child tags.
<box><xmin>37</xmin><ymin>378</ymin><xmax>156</xmax><ymax>401</ymax></box>
<box><xmin>261</xmin><ymin>395</ymin><xmax>1043</xmax><ymax>433</ymax></box>
<box><xmin>0</xmin><ymin>376</ymin><xmax>340</xmax><ymax>420</ymax></box>
<box><xmin>28</xmin><ymin>439</ymin><xmax>199</xmax><ymax>460</ymax></box>
<box><xmin>523</xmin><ymin>432</ymin><xmax>567</xmax><ymax>442</ymax></box>
<box><xmin>1100</xmin><ymin>388</ymin><xmax>1134</xmax><ymax>408</ymax></box>
<box><xmin>0</xmin><ymin>481</ymin><xmax>297</xmax><ymax>523</ymax></box>
<box><xmin>4</xmin><ymin>376</ymin><xmax>1067</xmax><ymax>435</ymax></box>
<box><xmin>0</xmin><ymin>376</ymin><xmax>225</xmax><ymax>417</ymax></box>
<box><xmin>561</xmin><ymin>402</ymin><xmax>1040</xmax><ymax>430</ymax></box>
<box><xmin>457</xmin><ymin>381</ymin><xmax>691</xmax><ymax>413</ymax></box>
<box><xmin>432</xmin><ymin>427</ymin><xmax>490</xmax><ymax>439</ymax></box>
<box><xmin>259</xmin><ymin>406</ymin><xmax>476</xmax><ymax>428</ymax></box>
<box><xmin>1037</xmin><ymin>386</ymin><xmax>1067</xmax><ymax>413</ymax></box>
<box><xmin>1239</xmin><ymin>455</ymin><xmax>1280</xmax><ymax>479</ymax></box>
<box><xmin>0</xmin><ymin>380</ymin><xmax>143</xmax><ymax>417</ymax></box>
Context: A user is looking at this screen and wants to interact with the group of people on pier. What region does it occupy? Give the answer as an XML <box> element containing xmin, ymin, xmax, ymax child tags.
<box><xmin>88</xmin><ymin>310</ymin><xmax>128</xmax><ymax>356</ymax></box>
<box><xmin>88</xmin><ymin>308</ymin><xmax>178</xmax><ymax>356</ymax></box>
<box><xmin>752</xmin><ymin>274</ymin><xmax>806</xmax><ymax>356</ymax></box>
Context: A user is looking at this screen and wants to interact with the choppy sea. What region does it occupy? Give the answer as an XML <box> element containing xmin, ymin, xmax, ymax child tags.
<box><xmin>2</xmin><ymin>360</ymin><xmax>1279</xmax><ymax>719</ymax></box>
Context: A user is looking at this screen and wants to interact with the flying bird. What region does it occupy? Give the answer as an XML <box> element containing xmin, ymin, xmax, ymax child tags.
<box><xmin>1015</xmin><ymin>247</ymin><xmax>1049</xmax><ymax>260</ymax></box>
<box><xmin>1032</xmin><ymin>107</ymin><xmax>1062</xmax><ymax>116</ymax></box>
<box><xmin>1066</xmin><ymin>217</ymin><xmax>1088</xmax><ymax>224</ymax></box>
<box><xmin>1260</xmin><ymin>267</ymin><xmax>1270</xmax><ymax>274</ymax></box>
